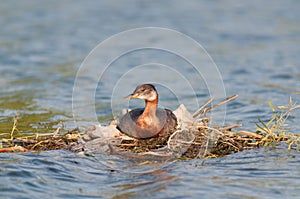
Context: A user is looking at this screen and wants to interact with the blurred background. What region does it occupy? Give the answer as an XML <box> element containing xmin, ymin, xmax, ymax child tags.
<box><xmin>0</xmin><ymin>0</ymin><xmax>299</xmax><ymax>135</ymax></box>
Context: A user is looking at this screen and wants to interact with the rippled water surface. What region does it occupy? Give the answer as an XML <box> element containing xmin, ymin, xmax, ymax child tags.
<box><xmin>0</xmin><ymin>0</ymin><xmax>300</xmax><ymax>198</ymax></box>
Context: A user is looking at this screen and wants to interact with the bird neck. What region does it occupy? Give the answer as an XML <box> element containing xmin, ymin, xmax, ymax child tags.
<box><xmin>143</xmin><ymin>97</ymin><xmax>158</xmax><ymax>117</ymax></box>
<box><xmin>136</xmin><ymin>96</ymin><xmax>159</xmax><ymax>129</ymax></box>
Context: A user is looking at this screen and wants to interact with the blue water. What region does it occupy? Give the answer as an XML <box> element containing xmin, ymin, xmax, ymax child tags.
<box><xmin>1</xmin><ymin>146</ymin><xmax>299</xmax><ymax>198</ymax></box>
<box><xmin>0</xmin><ymin>0</ymin><xmax>300</xmax><ymax>198</ymax></box>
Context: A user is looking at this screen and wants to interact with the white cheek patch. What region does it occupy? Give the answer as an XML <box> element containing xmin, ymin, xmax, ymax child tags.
<box><xmin>139</xmin><ymin>95</ymin><xmax>146</xmax><ymax>100</ymax></box>
<box><xmin>147</xmin><ymin>91</ymin><xmax>157</xmax><ymax>101</ymax></box>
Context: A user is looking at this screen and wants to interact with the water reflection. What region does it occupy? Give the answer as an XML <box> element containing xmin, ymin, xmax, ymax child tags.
<box><xmin>110</xmin><ymin>169</ymin><xmax>177</xmax><ymax>198</ymax></box>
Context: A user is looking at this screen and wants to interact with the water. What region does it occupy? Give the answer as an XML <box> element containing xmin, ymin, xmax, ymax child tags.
<box><xmin>1</xmin><ymin>146</ymin><xmax>299</xmax><ymax>198</ymax></box>
<box><xmin>0</xmin><ymin>0</ymin><xmax>300</xmax><ymax>198</ymax></box>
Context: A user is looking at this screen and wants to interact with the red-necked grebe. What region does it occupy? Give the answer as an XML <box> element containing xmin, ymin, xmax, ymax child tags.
<box><xmin>116</xmin><ymin>84</ymin><xmax>177</xmax><ymax>139</ymax></box>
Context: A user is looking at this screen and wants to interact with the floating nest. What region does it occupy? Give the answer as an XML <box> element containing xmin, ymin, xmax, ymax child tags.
<box><xmin>1</xmin><ymin>96</ymin><xmax>299</xmax><ymax>160</ymax></box>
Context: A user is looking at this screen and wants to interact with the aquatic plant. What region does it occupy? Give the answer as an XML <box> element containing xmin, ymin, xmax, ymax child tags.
<box><xmin>255</xmin><ymin>96</ymin><xmax>300</xmax><ymax>151</ymax></box>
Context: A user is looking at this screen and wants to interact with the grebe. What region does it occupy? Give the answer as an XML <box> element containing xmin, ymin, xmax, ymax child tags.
<box><xmin>117</xmin><ymin>84</ymin><xmax>177</xmax><ymax>139</ymax></box>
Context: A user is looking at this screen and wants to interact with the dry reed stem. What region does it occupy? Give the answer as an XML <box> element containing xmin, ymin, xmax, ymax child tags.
<box><xmin>0</xmin><ymin>146</ymin><xmax>27</xmax><ymax>153</ymax></box>
<box><xmin>219</xmin><ymin>124</ymin><xmax>242</xmax><ymax>131</ymax></box>
<box><xmin>200</xmin><ymin>95</ymin><xmax>238</xmax><ymax>116</ymax></box>
<box><xmin>10</xmin><ymin>113</ymin><xmax>19</xmax><ymax>140</ymax></box>
<box><xmin>192</xmin><ymin>97</ymin><xmax>214</xmax><ymax>118</ymax></box>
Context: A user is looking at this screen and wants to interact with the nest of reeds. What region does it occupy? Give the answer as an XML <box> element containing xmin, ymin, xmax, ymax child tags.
<box><xmin>1</xmin><ymin>96</ymin><xmax>299</xmax><ymax>160</ymax></box>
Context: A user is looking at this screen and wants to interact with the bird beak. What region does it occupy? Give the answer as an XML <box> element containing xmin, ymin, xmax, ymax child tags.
<box><xmin>123</xmin><ymin>93</ymin><xmax>138</xmax><ymax>100</ymax></box>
